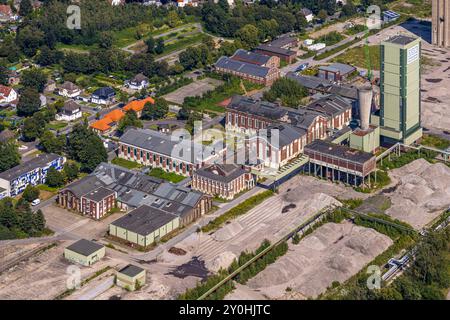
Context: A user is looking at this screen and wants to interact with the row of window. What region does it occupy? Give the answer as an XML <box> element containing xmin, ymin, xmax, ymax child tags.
<box><xmin>123</xmin><ymin>145</ymin><xmax>191</xmax><ymax>171</ymax></box>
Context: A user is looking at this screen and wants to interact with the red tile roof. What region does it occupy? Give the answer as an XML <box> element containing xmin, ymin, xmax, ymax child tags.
<box><xmin>123</xmin><ymin>97</ymin><xmax>155</xmax><ymax>113</ymax></box>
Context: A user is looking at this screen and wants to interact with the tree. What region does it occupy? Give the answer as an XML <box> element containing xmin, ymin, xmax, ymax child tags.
<box><xmin>19</xmin><ymin>0</ymin><xmax>33</xmax><ymax>17</ymax></box>
<box><xmin>40</xmin><ymin>130</ymin><xmax>65</xmax><ymax>154</ymax></box>
<box><xmin>21</xmin><ymin>68</ymin><xmax>48</xmax><ymax>93</ymax></box>
<box><xmin>22</xmin><ymin>185</ymin><xmax>40</xmax><ymax>202</ymax></box>
<box><xmin>317</xmin><ymin>9</ymin><xmax>328</xmax><ymax>21</ymax></box>
<box><xmin>236</xmin><ymin>24</ymin><xmax>260</xmax><ymax>49</ymax></box>
<box><xmin>167</xmin><ymin>11</ymin><xmax>181</xmax><ymax>28</ymax></box>
<box><xmin>145</xmin><ymin>36</ymin><xmax>156</xmax><ymax>54</ymax></box>
<box><xmin>45</xmin><ymin>167</ymin><xmax>64</xmax><ymax>188</ymax></box>
<box><xmin>341</xmin><ymin>0</ymin><xmax>357</xmax><ymax>17</ymax></box>
<box><xmin>21</xmin><ymin>113</ymin><xmax>46</xmax><ymax>141</ymax></box>
<box><xmin>63</xmin><ymin>162</ymin><xmax>79</xmax><ymax>182</ymax></box>
<box><xmin>67</xmin><ymin>123</ymin><xmax>107</xmax><ymax>172</ymax></box>
<box><xmin>17</xmin><ymin>88</ymin><xmax>41</xmax><ymax>117</ymax></box>
<box><xmin>141</xmin><ymin>99</ymin><xmax>168</xmax><ymax>120</ymax></box>
<box><xmin>36</xmin><ymin>46</ymin><xmax>63</xmax><ymax>66</ymax></box>
<box><xmin>263</xmin><ymin>78</ymin><xmax>308</xmax><ymax>107</ymax></box>
<box><xmin>155</xmin><ymin>38</ymin><xmax>165</xmax><ymax>55</ymax></box>
<box><xmin>117</xmin><ymin>110</ymin><xmax>143</xmax><ymax>134</ymax></box>
<box><xmin>98</xmin><ymin>32</ymin><xmax>113</xmax><ymax>49</ymax></box>
<box><xmin>33</xmin><ymin>209</ymin><xmax>46</xmax><ymax>233</ymax></box>
<box><xmin>0</xmin><ymin>142</ymin><xmax>20</xmax><ymax>172</ymax></box>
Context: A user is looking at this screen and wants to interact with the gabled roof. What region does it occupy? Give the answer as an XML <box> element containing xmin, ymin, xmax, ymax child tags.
<box><xmin>215</xmin><ymin>56</ymin><xmax>271</xmax><ymax>78</ymax></box>
<box><xmin>230</xmin><ymin>49</ymin><xmax>272</xmax><ymax>66</ymax></box>
<box><xmin>0</xmin><ymin>5</ymin><xmax>12</xmax><ymax>16</ymax></box>
<box><xmin>255</xmin><ymin>44</ymin><xmax>296</xmax><ymax>57</ymax></box>
<box><xmin>92</xmin><ymin>87</ymin><xmax>115</xmax><ymax>98</ymax></box>
<box><xmin>61</xmin><ymin>100</ymin><xmax>81</xmax><ymax>114</ymax></box>
<box><xmin>194</xmin><ymin>164</ymin><xmax>249</xmax><ymax>183</ymax></box>
<box><xmin>130</xmin><ymin>73</ymin><xmax>148</xmax><ymax>84</ymax></box>
<box><xmin>0</xmin><ymin>85</ymin><xmax>13</xmax><ymax>97</ymax></box>
<box><xmin>306</xmin><ymin>94</ymin><xmax>352</xmax><ymax>116</ymax></box>
<box><xmin>104</xmin><ymin>109</ymin><xmax>124</xmax><ymax>122</ymax></box>
<box><xmin>90</xmin><ymin>118</ymin><xmax>113</xmax><ymax>132</ymax></box>
<box><xmin>123</xmin><ymin>97</ymin><xmax>155</xmax><ymax>113</ymax></box>
<box><xmin>59</xmin><ymin>81</ymin><xmax>79</xmax><ymax>92</ymax></box>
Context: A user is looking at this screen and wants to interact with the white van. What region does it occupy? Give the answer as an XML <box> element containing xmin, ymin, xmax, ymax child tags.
<box><xmin>31</xmin><ymin>199</ymin><xmax>41</xmax><ymax>206</ymax></box>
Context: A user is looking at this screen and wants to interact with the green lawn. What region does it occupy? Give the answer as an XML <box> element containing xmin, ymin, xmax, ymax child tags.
<box><xmin>111</xmin><ymin>157</ymin><xmax>142</xmax><ymax>170</ymax></box>
<box><xmin>156</xmin><ymin>33</ymin><xmax>207</xmax><ymax>58</ymax></box>
<box><xmin>46</xmin><ymin>122</ymin><xmax>68</xmax><ymax>131</ymax></box>
<box><xmin>421</xmin><ymin>134</ymin><xmax>450</xmax><ymax>150</ymax></box>
<box><xmin>332</xmin><ymin>45</ymin><xmax>380</xmax><ymax>71</ymax></box>
<box><xmin>148</xmin><ymin>168</ymin><xmax>186</xmax><ymax>183</ymax></box>
<box><xmin>389</xmin><ymin>0</ymin><xmax>431</xmax><ymax>19</ymax></box>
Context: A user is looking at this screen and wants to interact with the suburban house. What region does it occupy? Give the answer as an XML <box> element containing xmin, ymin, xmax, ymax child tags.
<box><xmin>0</xmin><ymin>85</ymin><xmax>18</xmax><ymax>105</ymax></box>
<box><xmin>91</xmin><ymin>87</ymin><xmax>116</xmax><ymax>105</ymax></box>
<box><xmin>116</xmin><ymin>265</ymin><xmax>146</xmax><ymax>291</ymax></box>
<box><xmin>214</xmin><ymin>56</ymin><xmax>280</xmax><ymax>86</ymax></box>
<box><xmin>318</xmin><ymin>63</ymin><xmax>357</xmax><ymax>82</ymax></box>
<box><xmin>254</xmin><ymin>44</ymin><xmax>297</xmax><ymax>64</ymax></box>
<box><xmin>6</xmin><ymin>70</ymin><xmax>20</xmax><ymax>86</ymax></box>
<box><xmin>0</xmin><ymin>4</ymin><xmax>17</xmax><ymax>23</ymax></box>
<box><xmin>230</xmin><ymin>49</ymin><xmax>280</xmax><ymax>68</ymax></box>
<box><xmin>192</xmin><ymin>164</ymin><xmax>256</xmax><ymax>200</ymax></box>
<box><xmin>64</xmin><ymin>239</ymin><xmax>105</xmax><ymax>266</ymax></box>
<box><xmin>301</xmin><ymin>8</ymin><xmax>314</xmax><ymax>22</ymax></box>
<box><xmin>123</xmin><ymin>96</ymin><xmax>155</xmax><ymax>118</ymax></box>
<box><xmin>0</xmin><ymin>153</ymin><xmax>65</xmax><ymax>198</ymax></box>
<box><xmin>58</xmin><ymin>162</ymin><xmax>212</xmax><ymax>223</ymax></box>
<box><xmin>90</xmin><ymin>108</ymin><xmax>124</xmax><ymax>134</ymax></box>
<box><xmin>58</xmin><ymin>81</ymin><xmax>81</xmax><ymax>98</ymax></box>
<box><xmin>118</xmin><ymin>128</ymin><xmax>225</xmax><ymax>176</ymax></box>
<box><xmin>55</xmin><ymin>100</ymin><xmax>82</xmax><ymax>122</ymax></box>
<box><xmin>127</xmin><ymin>73</ymin><xmax>149</xmax><ymax>90</ymax></box>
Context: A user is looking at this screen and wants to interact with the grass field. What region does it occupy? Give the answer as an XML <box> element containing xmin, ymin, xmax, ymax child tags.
<box><xmin>111</xmin><ymin>157</ymin><xmax>142</xmax><ymax>170</ymax></box>
<box><xmin>157</xmin><ymin>33</ymin><xmax>207</xmax><ymax>58</ymax></box>
<box><xmin>389</xmin><ymin>0</ymin><xmax>432</xmax><ymax>19</ymax></box>
<box><xmin>46</xmin><ymin>122</ymin><xmax>68</xmax><ymax>131</ymax></box>
<box><xmin>148</xmin><ymin>168</ymin><xmax>186</xmax><ymax>183</ymax></box>
<box><xmin>421</xmin><ymin>134</ymin><xmax>450</xmax><ymax>150</ymax></box>
<box><xmin>332</xmin><ymin>45</ymin><xmax>380</xmax><ymax>70</ymax></box>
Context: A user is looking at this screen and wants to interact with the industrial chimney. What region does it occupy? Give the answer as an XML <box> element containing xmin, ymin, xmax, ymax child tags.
<box><xmin>358</xmin><ymin>85</ymin><xmax>373</xmax><ymax>131</ymax></box>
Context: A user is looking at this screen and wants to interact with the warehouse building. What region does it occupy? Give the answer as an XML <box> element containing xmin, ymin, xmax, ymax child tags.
<box><xmin>230</xmin><ymin>49</ymin><xmax>280</xmax><ymax>68</ymax></box>
<box><xmin>116</xmin><ymin>265</ymin><xmax>146</xmax><ymax>291</ymax></box>
<box><xmin>64</xmin><ymin>239</ymin><xmax>105</xmax><ymax>266</ymax></box>
<box><xmin>0</xmin><ymin>153</ymin><xmax>65</xmax><ymax>198</ymax></box>
<box><xmin>255</xmin><ymin>44</ymin><xmax>297</xmax><ymax>63</ymax></box>
<box><xmin>109</xmin><ymin>205</ymin><xmax>180</xmax><ymax>249</ymax></box>
<box><xmin>318</xmin><ymin>63</ymin><xmax>356</xmax><ymax>82</ymax></box>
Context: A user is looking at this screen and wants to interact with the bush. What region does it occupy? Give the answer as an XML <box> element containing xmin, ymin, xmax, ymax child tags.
<box><xmin>22</xmin><ymin>185</ymin><xmax>40</xmax><ymax>202</ymax></box>
<box><xmin>46</xmin><ymin>167</ymin><xmax>65</xmax><ymax>188</ymax></box>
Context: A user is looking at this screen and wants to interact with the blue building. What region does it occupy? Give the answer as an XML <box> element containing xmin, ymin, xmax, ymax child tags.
<box><xmin>383</xmin><ymin>10</ymin><xmax>400</xmax><ymax>23</ymax></box>
<box><xmin>0</xmin><ymin>153</ymin><xmax>65</xmax><ymax>198</ymax></box>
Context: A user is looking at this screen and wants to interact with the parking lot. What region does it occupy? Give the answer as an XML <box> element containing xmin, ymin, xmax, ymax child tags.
<box><xmin>163</xmin><ymin>77</ymin><xmax>223</xmax><ymax>105</ymax></box>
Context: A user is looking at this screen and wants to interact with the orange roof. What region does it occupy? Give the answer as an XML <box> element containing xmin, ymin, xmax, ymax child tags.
<box><xmin>90</xmin><ymin>118</ymin><xmax>112</xmax><ymax>132</ymax></box>
<box><xmin>104</xmin><ymin>109</ymin><xmax>125</xmax><ymax>122</ymax></box>
<box><xmin>123</xmin><ymin>97</ymin><xmax>155</xmax><ymax>113</ymax></box>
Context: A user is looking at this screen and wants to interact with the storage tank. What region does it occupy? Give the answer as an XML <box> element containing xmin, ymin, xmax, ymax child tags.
<box><xmin>358</xmin><ymin>85</ymin><xmax>373</xmax><ymax>131</ymax></box>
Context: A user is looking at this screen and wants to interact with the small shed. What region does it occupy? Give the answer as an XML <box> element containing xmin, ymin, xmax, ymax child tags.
<box><xmin>64</xmin><ymin>239</ymin><xmax>105</xmax><ymax>266</ymax></box>
<box><xmin>116</xmin><ymin>264</ymin><xmax>146</xmax><ymax>291</ymax></box>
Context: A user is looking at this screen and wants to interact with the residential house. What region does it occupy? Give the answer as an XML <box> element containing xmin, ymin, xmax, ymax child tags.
<box><xmin>127</xmin><ymin>73</ymin><xmax>149</xmax><ymax>90</ymax></box>
<box><xmin>55</xmin><ymin>100</ymin><xmax>82</xmax><ymax>122</ymax></box>
<box><xmin>91</xmin><ymin>87</ymin><xmax>116</xmax><ymax>105</ymax></box>
<box><xmin>0</xmin><ymin>85</ymin><xmax>18</xmax><ymax>105</ymax></box>
<box><xmin>214</xmin><ymin>56</ymin><xmax>280</xmax><ymax>86</ymax></box>
<box><xmin>0</xmin><ymin>153</ymin><xmax>65</xmax><ymax>198</ymax></box>
<box><xmin>301</xmin><ymin>8</ymin><xmax>314</xmax><ymax>22</ymax></box>
<box><xmin>90</xmin><ymin>108</ymin><xmax>125</xmax><ymax>134</ymax></box>
<box><xmin>58</xmin><ymin>81</ymin><xmax>81</xmax><ymax>98</ymax></box>
<box><xmin>0</xmin><ymin>4</ymin><xmax>17</xmax><ymax>23</ymax></box>
<box><xmin>192</xmin><ymin>164</ymin><xmax>256</xmax><ymax>200</ymax></box>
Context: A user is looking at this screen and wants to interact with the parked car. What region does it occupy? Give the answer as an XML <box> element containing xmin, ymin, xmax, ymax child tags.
<box><xmin>295</xmin><ymin>63</ymin><xmax>309</xmax><ymax>72</ymax></box>
<box><xmin>31</xmin><ymin>199</ymin><xmax>41</xmax><ymax>206</ymax></box>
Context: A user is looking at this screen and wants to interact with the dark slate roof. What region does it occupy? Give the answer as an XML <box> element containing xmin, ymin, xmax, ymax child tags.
<box><xmin>306</xmin><ymin>94</ymin><xmax>352</xmax><ymax>117</ymax></box>
<box><xmin>82</xmin><ymin>187</ymin><xmax>115</xmax><ymax>202</ymax></box>
<box><xmin>215</xmin><ymin>56</ymin><xmax>271</xmax><ymax>78</ymax></box>
<box><xmin>230</xmin><ymin>49</ymin><xmax>271</xmax><ymax>66</ymax></box>
<box><xmin>0</xmin><ymin>153</ymin><xmax>61</xmax><ymax>181</ymax></box>
<box><xmin>64</xmin><ymin>175</ymin><xmax>105</xmax><ymax>198</ymax></box>
<box><xmin>261</xmin><ymin>124</ymin><xmax>306</xmax><ymax>148</ymax></box>
<box><xmin>269</xmin><ymin>36</ymin><xmax>297</xmax><ymax>48</ymax></box>
<box><xmin>119</xmin><ymin>128</ymin><xmax>209</xmax><ymax>163</ymax></box>
<box><xmin>92</xmin><ymin>87</ymin><xmax>115</xmax><ymax>99</ymax></box>
<box><xmin>194</xmin><ymin>164</ymin><xmax>249</xmax><ymax>183</ymax></box>
<box><xmin>66</xmin><ymin>239</ymin><xmax>104</xmax><ymax>256</ymax></box>
<box><xmin>285</xmin><ymin>72</ymin><xmax>358</xmax><ymax>100</ymax></box>
<box><xmin>118</xmin><ymin>264</ymin><xmax>145</xmax><ymax>277</ymax></box>
<box><xmin>227</xmin><ymin>95</ymin><xmax>287</xmax><ymax>120</ymax></box>
<box><xmin>319</xmin><ymin>63</ymin><xmax>356</xmax><ymax>75</ymax></box>
<box><xmin>111</xmin><ymin>205</ymin><xmax>178</xmax><ymax>236</ymax></box>
<box><xmin>61</xmin><ymin>100</ymin><xmax>81</xmax><ymax>115</ymax></box>
<box><xmin>304</xmin><ymin>140</ymin><xmax>375</xmax><ymax>164</ymax></box>
<box><xmin>256</xmin><ymin>44</ymin><xmax>296</xmax><ymax>57</ymax></box>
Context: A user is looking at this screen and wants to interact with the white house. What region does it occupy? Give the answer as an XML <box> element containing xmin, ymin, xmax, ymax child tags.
<box><xmin>127</xmin><ymin>73</ymin><xmax>149</xmax><ymax>90</ymax></box>
<box><xmin>301</xmin><ymin>8</ymin><xmax>314</xmax><ymax>23</ymax></box>
<box><xmin>91</xmin><ymin>87</ymin><xmax>116</xmax><ymax>105</ymax></box>
<box><xmin>58</xmin><ymin>81</ymin><xmax>81</xmax><ymax>98</ymax></box>
<box><xmin>56</xmin><ymin>100</ymin><xmax>82</xmax><ymax>122</ymax></box>
<box><xmin>0</xmin><ymin>85</ymin><xmax>18</xmax><ymax>104</ymax></box>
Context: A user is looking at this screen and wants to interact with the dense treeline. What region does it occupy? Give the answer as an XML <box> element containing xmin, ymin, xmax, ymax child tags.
<box><xmin>0</xmin><ymin>198</ymin><xmax>47</xmax><ymax>240</ymax></box>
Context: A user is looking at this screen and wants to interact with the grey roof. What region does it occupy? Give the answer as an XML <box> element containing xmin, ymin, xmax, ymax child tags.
<box><xmin>231</xmin><ymin>49</ymin><xmax>271</xmax><ymax>66</ymax></box>
<box><xmin>66</xmin><ymin>239</ymin><xmax>104</xmax><ymax>256</ymax></box>
<box><xmin>228</xmin><ymin>95</ymin><xmax>287</xmax><ymax>120</ymax></box>
<box><xmin>269</xmin><ymin>36</ymin><xmax>298</xmax><ymax>48</ymax></box>
<box><xmin>260</xmin><ymin>124</ymin><xmax>306</xmax><ymax>148</ymax></box>
<box><xmin>59</xmin><ymin>81</ymin><xmax>79</xmax><ymax>92</ymax></box>
<box><xmin>153</xmin><ymin>182</ymin><xmax>203</xmax><ymax>208</ymax></box>
<box><xmin>319</xmin><ymin>63</ymin><xmax>356</xmax><ymax>75</ymax></box>
<box><xmin>120</xmin><ymin>128</ymin><xmax>213</xmax><ymax>163</ymax></box>
<box><xmin>385</xmin><ymin>35</ymin><xmax>417</xmax><ymax>46</ymax></box>
<box><xmin>194</xmin><ymin>164</ymin><xmax>249</xmax><ymax>183</ymax></box>
<box><xmin>215</xmin><ymin>56</ymin><xmax>271</xmax><ymax>78</ymax></box>
<box><xmin>64</xmin><ymin>175</ymin><xmax>105</xmax><ymax>198</ymax></box>
<box><xmin>0</xmin><ymin>153</ymin><xmax>61</xmax><ymax>181</ymax></box>
<box><xmin>118</xmin><ymin>264</ymin><xmax>145</xmax><ymax>277</ymax></box>
<box><xmin>82</xmin><ymin>187</ymin><xmax>115</xmax><ymax>202</ymax></box>
<box><xmin>306</xmin><ymin>94</ymin><xmax>352</xmax><ymax>117</ymax></box>
<box><xmin>111</xmin><ymin>205</ymin><xmax>178</xmax><ymax>236</ymax></box>
<box><xmin>60</xmin><ymin>100</ymin><xmax>81</xmax><ymax>115</ymax></box>
<box><xmin>304</xmin><ymin>140</ymin><xmax>375</xmax><ymax>164</ymax></box>
<box><xmin>256</xmin><ymin>44</ymin><xmax>296</xmax><ymax>57</ymax></box>
<box><xmin>130</xmin><ymin>73</ymin><xmax>148</xmax><ymax>84</ymax></box>
<box><xmin>285</xmin><ymin>72</ymin><xmax>358</xmax><ymax>100</ymax></box>
<box><xmin>301</xmin><ymin>8</ymin><xmax>313</xmax><ymax>16</ymax></box>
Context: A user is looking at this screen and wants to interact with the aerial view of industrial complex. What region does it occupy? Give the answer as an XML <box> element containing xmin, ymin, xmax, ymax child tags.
<box><xmin>0</xmin><ymin>0</ymin><xmax>449</xmax><ymax>306</ymax></box>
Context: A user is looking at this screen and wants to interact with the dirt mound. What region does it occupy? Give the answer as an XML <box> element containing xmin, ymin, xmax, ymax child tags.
<box><xmin>168</xmin><ymin>247</ymin><xmax>187</xmax><ymax>256</ymax></box>
<box><xmin>206</xmin><ymin>251</ymin><xmax>237</xmax><ymax>273</ymax></box>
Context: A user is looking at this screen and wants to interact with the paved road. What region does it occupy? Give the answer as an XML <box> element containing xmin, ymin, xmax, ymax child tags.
<box><xmin>76</xmin><ymin>276</ymin><xmax>115</xmax><ymax>300</ymax></box>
